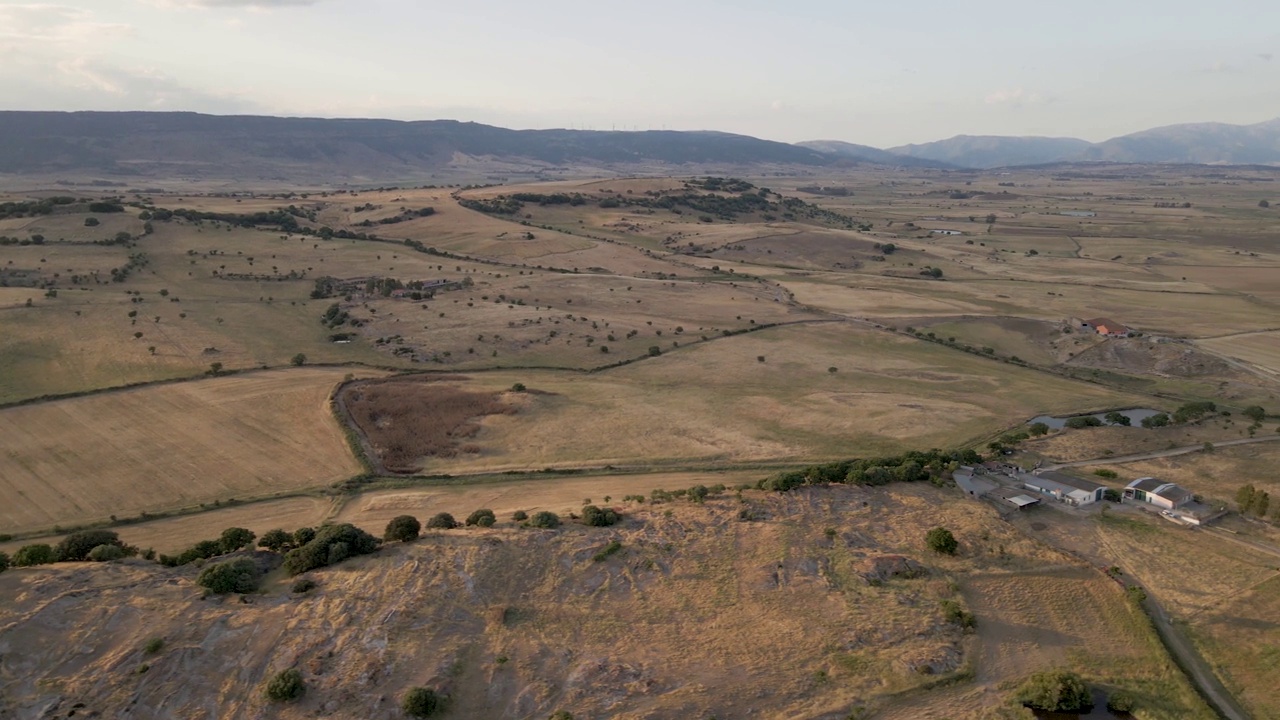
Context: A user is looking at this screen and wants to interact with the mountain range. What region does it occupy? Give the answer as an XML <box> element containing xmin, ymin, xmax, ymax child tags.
<box><xmin>0</xmin><ymin>111</ymin><xmax>1277</xmax><ymax>182</ymax></box>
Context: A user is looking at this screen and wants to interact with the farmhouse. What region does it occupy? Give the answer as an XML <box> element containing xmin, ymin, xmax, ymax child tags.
<box><xmin>1124</xmin><ymin>477</ymin><xmax>1192</xmax><ymax>510</ymax></box>
<box><xmin>1019</xmin><ymin>470</ymin><xmax>1107</xmax><ymax>506</ymax></box>
<box><xmin>1083</xmin><ymin>317</ymin><xmax>1131</xmax><ymax>337</ymax></box>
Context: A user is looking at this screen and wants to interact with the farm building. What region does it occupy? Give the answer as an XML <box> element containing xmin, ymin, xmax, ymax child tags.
<box><xmin>1124</xmin><ymin>477</ymin><xmax>1192</xmax><ymax>510</ymax></box>
<box><xmin>1083</xmin><ymin>317</ymin><xmax>1131</xmax><ymax>337</ymax></box>
<box><xmin>1019</xmin><ymin>470</ymin><xmax>1107</xmax><ymax>506</ymax></box>
<box><xmin>988</xmin><ymin>486</ymin><xmax>1041</xmax><ymax>510</ymax></box>
<box><xmin>930</xmin><ymin>229</ymin><xmax>964</xmax><ymax>236</ymax></box>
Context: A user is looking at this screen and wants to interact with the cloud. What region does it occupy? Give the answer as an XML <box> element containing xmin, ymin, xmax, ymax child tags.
<box><xmin>1204</xmin><ymin>61</ymin><xmax>1240</xmax><ymax>74</ymax></box>
<box><xmin>145</xmin><ymin>0</ymin><xmax>323</xmax><ymax>8</ymax></box>
<box><xmin>0</xmin><ymin>4</ymin><xmax>131</xmax><ymax>49</ymax></box>
<box><xmin>1259</xmin><ymin>53</ymin><xmax>1274</xmax><ymax>62</ymax></box>
<box><xmin>983</xmin><ymin>88</ymin><xmax>1045</xmax><ymax>107</ymax></box>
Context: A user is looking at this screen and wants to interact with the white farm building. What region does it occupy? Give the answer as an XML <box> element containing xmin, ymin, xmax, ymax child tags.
<box><xmin>1124</xmin><ymin>477</ymin><xmax>1192</xmax><ymax>510</ymax></box>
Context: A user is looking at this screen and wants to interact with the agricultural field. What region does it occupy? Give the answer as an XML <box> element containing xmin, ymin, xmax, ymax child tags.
<box><xmin>2</xmin><ymin>164</ymin><xmax>1279</xmax><ymax>718</ymax></box>
<box><xmin>0</xmin><ymin>368</ymin><xmax>375</xmax><ymax>535</ymax></box>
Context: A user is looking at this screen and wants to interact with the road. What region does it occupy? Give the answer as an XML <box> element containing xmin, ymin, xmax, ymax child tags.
<box><xmin>1042</xmin><ymin>434</ymin><xmax>1280</xmax><ymax>471</ymax></box>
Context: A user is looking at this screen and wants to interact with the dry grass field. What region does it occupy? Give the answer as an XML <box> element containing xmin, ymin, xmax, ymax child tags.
<box><xmin>0</xmin><ymin>484</ymin><xmax>1211</xmax><ymax>720</ymax></box>
<box><xmin>0</xmin><ymin>368</ymin><xmax>373</xmax><ymax>535</ymax></box>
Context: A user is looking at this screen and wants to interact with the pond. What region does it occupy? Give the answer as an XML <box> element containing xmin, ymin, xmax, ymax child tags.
<box><xmin>1059</xmin><ymin>210</ymin><xmax>1097</xmax><ymax>217</ymax></box>
<box><xmin>1032</xmin><ymin>689</ymin><xmax>1132</xmax><ymax>719</ymax></box>
<box><xmin>1029</xmin><ymin>408</ymin><xmax>1162</xmax><ymax>430</ymax></box>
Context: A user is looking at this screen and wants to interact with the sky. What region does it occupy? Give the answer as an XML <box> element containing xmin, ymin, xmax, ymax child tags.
<box><xmin>1</xmin><ymin>0</ymin><xmax>1278</xmax><ymax>147</ymax></box>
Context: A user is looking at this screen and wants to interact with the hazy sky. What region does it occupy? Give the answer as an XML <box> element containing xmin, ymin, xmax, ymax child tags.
<box><xmin>1</xmin><ymin>0</ymin><xmax>1277</xmax><ymax>147</ymax></box>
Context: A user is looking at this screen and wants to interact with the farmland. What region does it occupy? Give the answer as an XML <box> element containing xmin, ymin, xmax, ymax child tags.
<box><xmin>2</xmin><ymin>163</ymin><xmax>1279</xmax><ymax>718</ymax></box>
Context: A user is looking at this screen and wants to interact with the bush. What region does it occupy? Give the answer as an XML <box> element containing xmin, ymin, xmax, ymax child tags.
<box><xmin>143</xmin><ymin>637</ymin><xmax>164</xmax><ymax>654</ymax></box>
<box><xmin>1107</xmin><ymin>691</ymin><xmax>1136</xmax><ymax>713</ymax></box>
<box><xmin>528</xmin><ymin>511</ymin><xmax>561</xmax><ymax>529</ymax></box>
<box><xmin>549</xmin><ymin>712</ymin><xmax>574</xmax><ymax>720</ymax></box>
<box><xmin>13</xmin><ymin>543</ymin><xmax>56</xmax><ymax>567</ymax></box>
<box><xmin>512</xmin><ymin>510</ymin><xmax>528</xmax><ymax>521</ymax></box>
<box><xmin>385</xmin><ymin>515</ymin><xmax>422</xmax><ymax>542</ymax></box>
<box><xmin>940</xmin><ymin>599</ymin><xmax>976</xmax><ymax>629</ymax></box>
<box><xmin>1064</xmin><ymin>416</ymin><xmax>1103</xmax><ymax>429</ymax></box>
<box><xmin>0</xmin><ymin>551</ymin><xmax>8</xmax><ymax>572</ymax></box>
<box><xmin>197</xmin><ymin>558</ymin><xmax>261</xmax><ymax>594</ymax></box>
<box><xmin>88</xmin><ymin>544</ymin><xmax>127</xmax><ymax>562</ymax></box>
<box><xmin>1093</xmin><ymin>469</ymin><xmax>1118</xmax><ymax>479</ymax></box>
<box><xmin>465</xmin><ymin>509</ymin><xmax>497</xmax><ymax>527</ymax></box>
<box><xmin>56</xmin><ymin>530</ymin><xmax>124</xmax><ymax>562</ymax></box>
<box><xmin>925</xmin><ymin>527</ymin><xmax>958</xmax><ymax>555</ymax></box>
<box><xmin>581</xmin><ymin>505</ymin><xmax>620</xmax><ymax>527</ymax></box>
<box><xmin>263</xmin><ymin>668</ymin><xmax>305</xmax><ymax>702</ymax></box>
<box><xmin>282</xmin><ymin>523</ymin><xmax>380</xmax><ymax>575</ymax></box>
<box><xmin>1013</xmin><ymin>670</ymin><xmax>1092</xmax><ymax>712</ymax></box>
<box><xmin>426</xmin><ymin>512</ymin><xmax>459</xmax><ymax>530</ymax></box>
<box><xmin>291</xmin><ymin>577</ymin><xmax>317</xmax><ymax>594</ymax></box>
<box><xmin>258</xmin><ymin>529</ymin><xmax>294</xmax><ymax>552</ymax></box>
<box><xmin>293</xmin><ymin>527</ymin><xmax>316</xmax><ymax>546</ymax></box>
<box><xmin>219</xmin><ymin>527</ymin><xmax>255</xmax><ymax>553</ymax></box>
<box><xmin>1028</xmin><ymin>422</ymin><xmax>1050</xmax><ymax>436</ymax></box>
<box><xmin>592</xmin><ymin>540</ymin><xmax>623</xmax><ymax>562</ymax></box>
<box><xmin>402</xmin><ymin>686</ymin><xmax>446</xmax><ymax>717</ymax></box>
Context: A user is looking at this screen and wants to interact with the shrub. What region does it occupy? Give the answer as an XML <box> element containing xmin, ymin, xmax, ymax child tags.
<box><xmin>263</xmin><ymin>668</ymin><xmax>305</xmax><ymax>702</ymax></box>
<box><xmin>528</xmin><ymin>511</ymin><xmax>561</xmax><ymax>529</ymax></box>
<box><xmin>283</xmin><ymin>523</ymin><xmax>381</xmax><ymax>575</ymax></box>
<box><xmin>592</xmin><ymin>540</ymin><xmax>623</xmax><ymax>562</ymax></box>
<box><xmin>925</xmin><ymin>527</ymin><xmax>958</xmax><ymax>555</ymax></box>
<box><xmin>385</xmin><ymin>515</ymin><xmax>422</xmax><ymax>542</ymax></box>
<box><xmin>1107</xmin><ymin>691</ymin><xmax>1136</xmax><ymax>712</ymax></box>
<box><xmin>1093</xmin><ymin>468</ymin><xmax>1118</xmax><ymax>479</ymax></box>
<box><xmin>581</xmin><ymin>505</ymin><xmax>620</xmax><ymax>527</ymax></box>
<box><xmin>0</xmin><ymin>551</ymin><xmax>8</xmax><ymax>573</ymax></box>
<box><xmin>465</xmin><ymin>509</ymin><xmax>497</xmax><ymax>527</ymax></box>
<box><xmin>219</xmin><ymin>527</ymin><xmax>256</xmax><ymax>553</ymax></box>
<box><xmin>88</xmin><ymin>544</ymin><xmax>127</xmax><ymax>562</ymax></box>
<box><xmin>13</xmin><ymin>543</ymin><xmax>56</xmax><ymax>567</ymax></box>
<box><xmin>426</xmin><ymin>512</ymin><xmax>459</xmax><ymax>530</ymax></box>
<box><xmin>1064</xmin><ymin>416</ymin><xmax>1103</xmax><ymax>429</ymax></box>
<box><xmin>197</xmin><ymin>558</ymin><xmax>261</xmax><ymax>594</ymax></box>
<box><xmin>402</xmin><ymin>686</ymin><xmax>446</xmax><ymax>717</ymax></box>
<box><xmin>290</xmin><ymin>353</ymin><xmax>307</xmax><ymax>366</ymax></box>
<box><xmin>940</xmin><ymin>599</ymin><xmax>976</xmax><ymax>629</ymax></box>
<box><xmin>1141</xmin><ymin>412</ymin><xmax>1170</xmax><ymax>428</ymax></box>
<box><xmin>258</xmin><ymin>529</ymin><xmax>294</xmax><ymax>552</ymax></box>
<box><xmin>512</xmin><ymin>510</ymin><xmax>528</xmax><ymax>522</ymax></box>
<box><xmin>293</xmin><ymin>527</ymin><xmax>316</xmax><ymax>546</ymax></box>
<box><xmin>511</xmin><ymin>382</ymin><xmax>526</xmax><ymax>392</ymax></box>
<box><xmin>143</xmin><ymin>637</ymin><xmax>164</xmax><ymax>654</ymax></box>
<box><xmin>1012</xmin><ymin>670</ymin><xmax>1091</xmax><ymax>712</ymax></box>
<box><xmin>1028</xmin><ymin>422</ymin><xmax>1050</xmax><ymax>436</ymax></box>
<box><xmin>56</xmin><ymin>530</ymin><xmax>124</xmax><ymax>562</ymax></box>
<box><xmin>291</xmin><ymin>577</ymin><xmax>317</xmax><ymax>594</ymax></box>
<box><xmin>549</xmin><ymin>712</ymin><xmax>574</xmax><ymax>720</ymax></box>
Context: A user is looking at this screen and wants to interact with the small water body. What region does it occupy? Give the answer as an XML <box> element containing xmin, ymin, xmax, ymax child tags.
<box><xmin>1029</xmin><ymin>408</ymin><xmax>1162</xmax><ymax>430</ymax></box>
<box><xmin>1032</xmin><ymin>690</ymin><xmax>1132</xmax><ymax>719</ymax></box>
<box><xmin>1060</xmin><ymin>210</ymin><xmax>1097</xmax><ymax>217</ymax></box>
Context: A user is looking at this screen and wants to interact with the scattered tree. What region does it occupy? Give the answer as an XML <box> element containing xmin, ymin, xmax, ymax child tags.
<box><xmin>385</xmin><ymin>515</ymin><xmax>422</xmax><ymax>542</ymax></box>
<box><xmin>926</xmin><ymin>527</ymin><xmax>958</xmax><ymax>555</ymax></box>
<box><xmin>1012</xmin><ymin>670</ymin><xmax>1092</xmax><ymax>713</ymax></box>
<box><xmin>1028</xmin><ymin>422</ymin><xmax>1050</xmax><ymax>436</ymax></box>
<box><xmin>465</xmin><ymin>509</ymin><xmax>497</xmax><ymax>527</ymax></box>
<box><xmin>219</xmin><ymin>527</ymin><xmax>255</xmax><ymax>553</ymax></box>
<box><xmin>402</xmin><ymin>687</ymin><xmax>446</xmax><ymax>717</ymax></box>
<box><xmin>290</xmin><ymin>353</ymin><xmax>307</xmax><ymax>366</ymax></box>
<box><xmin>511</xmin><ymin>510</ymin><xmax>529</xmax><ymax>522</ymax></box>
<box><xmin>196</xmin><ymin>558</ymin><xmax>261</xmax><ymax>594</ymax></box>
<box><xmin>13</xmin><ymin>544</ymin><xmax>55</xmax><ymax>567</ymax></box>
<box><xmin>528</xmin><ymin>511</ymin><xmax>561</xmax><ymax>529</ymax></box>
<box><xmin>581</xmin><ymin>505</ymin><xmax>621</xmax><ymax>526</ymax></box>
<box><xmin>426</xmin><ymin>512</ymin><xmax>459</xmax><ymax>530</ymax></box>
<box><xmin>55</xmin><ymin>530</ymin><xmax>124</xmax><ymax>562</ymax></box>
<box><xmin>282</xmin><ymin>523</ymin><xmax>380</xmax><ymax>575</ymax></box>
<box><xmin>263</xmin><ymin>668</ymin><xmax>305</xmax><ymax>702</ymax></box>
<box><xmin>258</xmin><ymin>529</ymin><xmax>294</xmax><ymax>552</ymax></box>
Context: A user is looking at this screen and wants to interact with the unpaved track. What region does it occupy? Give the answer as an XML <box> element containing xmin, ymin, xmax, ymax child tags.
<box><xmin>1042</xmin><ymin>435</ymin><xmax>1280</xmax><ymax>471</ymax></box>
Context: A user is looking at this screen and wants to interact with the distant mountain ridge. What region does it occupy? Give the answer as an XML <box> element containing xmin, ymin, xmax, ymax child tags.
<box><xmin>0</xmin><ymin>111</ymin><xmax>1278</xmax><ymax>182</ymax></box>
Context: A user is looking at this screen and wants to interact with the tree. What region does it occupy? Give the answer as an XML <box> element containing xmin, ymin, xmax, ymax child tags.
<box><xmin>84</xmin><ymin>217</ymin><xmax>100</xmax><ymax>227</ymax></box>
<box><xmin>1107</xmin><ymin>691</ymin><xmax>1136</xmax><ymax>713</ymax></box>
<box><xmin>512</xmin><ymin>510</ymin><xmax>528</xmax><ymax>521</ymax></box>
<box><xmin>1141</xmin><ymin>412</ymin><xmax>1170</xmax><ymax>428</ymax></box>
<box><xmin>985</xmin><ymin>213</ymin><xmax>997</xmax><ymax>224</ymax></box>
<box><xmin>197</xmin><ymin>558</ymin><xmax>261</xmax><ymax>594</ymax></box>
<box><xmin>88</xmin><ymin>544</ymin><xmax>126</xmax><ymax>562</ymax></box>
<box><xmin>55</xmin><ymin>530</ymin><xmax>124</xmax><ymax>562</ymax></box>
<box><xmin>402</xmin><ymin>687</ymin><xmax>446</xmax><ymax>718</ymax></box>
<box><xmin>293</xmin><ymin>527</ymin><xmax>316</xmax><ymax>546</ymax></box>
<box><xmin>258</xmin><ymin>529</ymin><xmax>294</xmax><ymax>552</ymax></box>
<box><xmin>528</xmin><ymin>511</ymin><xmax>561</xmax><ymax>529</ymax></box>
<box><xmin>1103</xmin><ymin>411</ymin><xmax>1131</xmax><ymax>426</ymax></box>
<box><xmin>1256</xmin><ymin>491</ymin><xmax>1271</xmax><ymax>518</ymax></box>
<box><xmin>1012</xmin><ymin>670</ymin><xmax>1092</xmax><ymax>713</ymax></box>
<box><xmin>219</xmin><ymin>527</ymin><xmax>256</xmax><ymax>553</ymax></box>
<box><xmin>1064</xmin><ymin>416</ymin><xmax>1102</xmax><ymax>429</ymax></box>
<box><xmin>208</xmin><ymin>362</ymin><xmax>223</xmax><ymax>375</ymax></box>
<box><xmin>290</xmin><ymin>353</ymin><xmax>307</xmax><ymax>366</ymax></box>
<box><xmin>263</xmin><ymin>668</ymin><xmax>305</xmax><ymax>702</ymax></box>
<box><xmin>1236</xmin><ymin>484</ymin><xmax>1257</xmax><ymax>513</ymax></box>
<box><xmin>648</xmin><ymin>346</ymin><xmax>661</xmax><ymax>357</ymax></box>
<box><xmin>13</xmin><ymin>544</ymin><xmax>55</xmax><ymax>566</ymax></box>
<box><xmin>385</xmin><ymin>515</ymin><xmax>422</xmax><ymax>542</ymax></box>
<box><xmin>581</xmin><ymin>505</ymin><xmax>620</xmax><ymax>526</ymax></box>
<box><xmin>1261</xmin><ymin>200</ymin><xmax>1271</xmax><ymax>208</ymax></box>
<box><xmin>511</xmin><ymin>382</ymin><xmax>526</xmax><ymax>392</ymax></box>
<box><xmin>1243</xmin><ymin>405</ymin><xmax>1266</xmax><ymax>423</ymax></box>
<box><xmin>1028</xmin><ymin>422</ymin><xmax>1050</xmax><ymax>436</ymax></box>
<box><xmin>282</xmin><ymin>523</ymin><xmax>380</xmax><ymax>575</ymax></box>
<box><xmin>426</xmin><ymin>512</ymin><xmax>458</xmax><ymax>530</ymax></box>
<box><xmin>465</xmin><ymin>509</ymin><xmax>496</xmax><ymax>527</ymax></box>
<box><xmin>1202</xmin><ymin>441</ymin><xmax>1215</xmax><ymax>453</ymax></box>
<box><xmin>0</xmin><ymin>551</ymin><xmax>9</xmax><ymax>573</ymax></box>
<box><xmin>926</xmin><ymin>527</ymin><xmax>958</xmax><ymax>555</ymax></box>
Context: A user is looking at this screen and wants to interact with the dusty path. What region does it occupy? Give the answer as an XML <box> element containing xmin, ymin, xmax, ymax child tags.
<box><xmin>1138</xmin><ymin>590</ymin><xmax>1251</xmax><ymax>720</ymax></box>
<box><xmin>1041</xmin><ymin>435</ymin><xmax>1280</xmax><ymax>471</ymax></box>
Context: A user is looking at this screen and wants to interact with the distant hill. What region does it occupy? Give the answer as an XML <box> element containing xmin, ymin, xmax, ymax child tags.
<box><xmin>884</xmin><ymin>135</ymin><xmax>1095</xmax><ymax>169</ymax></box>
<box><xmin>0</xmin><ymin>112</ymin><xmax>837</xmax><ymax>182</ymax></box>
<box><xmin>1081</xmin><ymin>118</ymin><xmax>1280</xmax><ymax>164</ymax></box>
<box><xmin>794</xmin><ymin>140</ymin><xmax>955</xmax><ymax>168</ymax></box>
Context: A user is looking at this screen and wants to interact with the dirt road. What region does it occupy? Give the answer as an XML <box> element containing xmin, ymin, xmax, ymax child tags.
<box><xmin>1042</xmin><ymin>435</ymin><xmax>1280</xmax><ymax>471</ymax></box>
<box><xmin>1137</xmin><ymin>589</ymin><xmax>1251</xmax><ymax>720</ymax></box>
